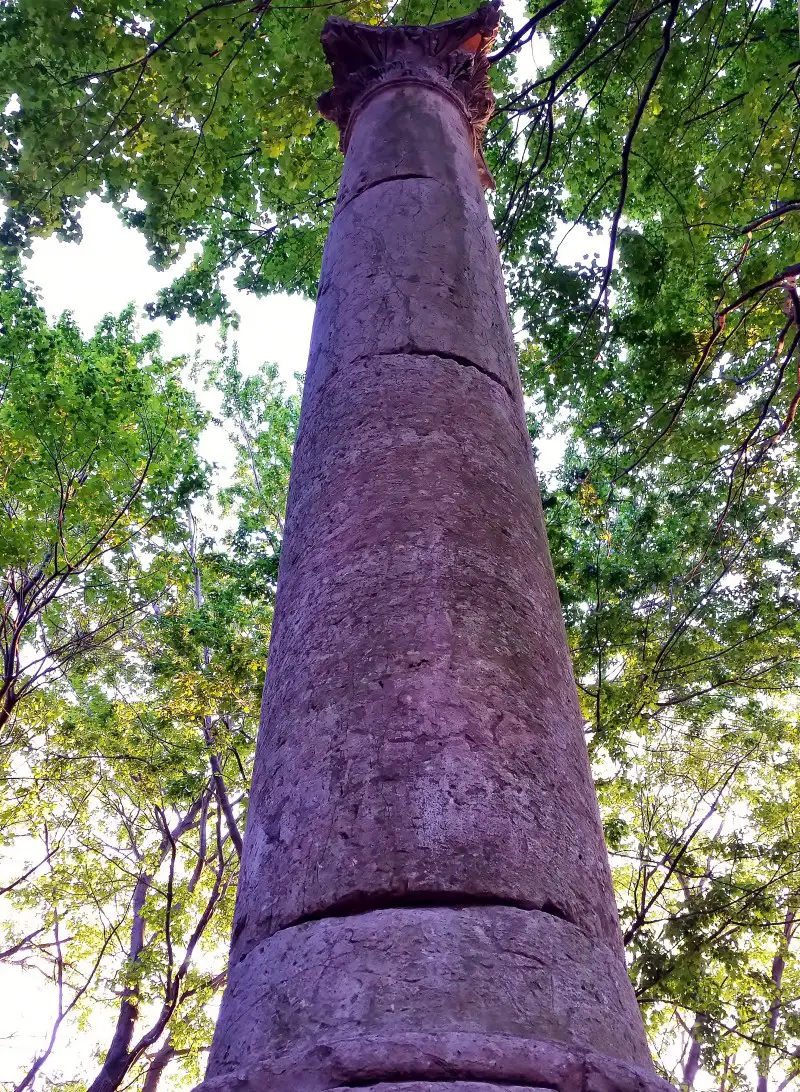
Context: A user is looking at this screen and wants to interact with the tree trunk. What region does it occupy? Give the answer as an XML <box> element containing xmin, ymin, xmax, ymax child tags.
<box><xmin>720</xmin><ymin>1055</ymin><xmax>731</xmax><ymax>1092</ymax></box>
<box><xmin>189</xmin><ymin>515</ymin><xmax>244</xmax><ymax>857</ymax></box>
<box><xmin>757</xmin><ymin>909</ymin><xmax>796</xmax><ymax>1092</ymax></box>
<box><xmin>87</xmin><ymin>798</ymin><xmax>205</xmax><ymax>1092</ymax></box>
<box><xmin>86</xmin><ymin>872</ymin><xmax>152</xmax><ymax>1092</ymax></box>
<box><xmin>141</xmin><ymin>1039</ymin><xmax>177</xmax><ymax>1092</ymax></box>
<box><xmin>201</xmin><ymin>715</ymin><xmax>243</xmax><ymax>858</ymax></box>
<box><xmin>683</xmin><ymin>1015</ymin><xmax>706</xmax><ymax>1089</ymax></box>
<box><xmin>201</xmin><ymin>5</ymin><xmax>666</xmax><ymax>1091</ymax></box>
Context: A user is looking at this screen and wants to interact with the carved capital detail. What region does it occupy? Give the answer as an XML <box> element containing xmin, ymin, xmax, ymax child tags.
<box><xmin>318</xmin><ymin>1</ymin><xmax>501</xmax><ymax>187</ymax></box>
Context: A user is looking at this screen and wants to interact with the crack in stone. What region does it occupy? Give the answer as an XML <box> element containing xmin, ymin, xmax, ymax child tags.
<box><xmin>337</xmin><ymin>172</ymin><xmax>441</xmax><ymax>214</ymax></box>
<box><xmin>385</xmin><ymin>348</ymin><xmax>516</xmax><ymax>402</ymax></box>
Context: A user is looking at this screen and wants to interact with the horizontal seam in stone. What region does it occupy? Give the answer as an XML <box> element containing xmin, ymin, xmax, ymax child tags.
<box><xmin>336</xmin><ymin>172</ymin><xmax>441</xmax><ymax>214</ymax></box>
<box><xmin>273</xmin><ymin>892</ymin><xmax>578</xmax><ymax>935</ymax></box>
<box><xmin>197</xmin><ymin>1033</ymin><xmax>671</xmax><ymax>1092</ymax></box>
<box><xmin>340</xmin><ymin>1079</ymin><xmax>560</xmax><ymax>1089</ymax></box>
<box><xmin>304</xmin><ymin>349</ymin><xmax>518</xmax><ymax>412</ymax></box>
<box><xmin>377</xmin><ymin>348</ymin><xmax>516</xmax><ymax>403</ymax></box>
<box><xmin>231</xmin><ymin>895</ymin><xmax>618</xmax><ymax>965</ymax></box>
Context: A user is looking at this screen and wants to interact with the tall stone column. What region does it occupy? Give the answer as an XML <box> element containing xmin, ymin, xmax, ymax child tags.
<box><xmin>201</xmin><ymin>6</ymin><xmax>673</xmax><ymax>1091</ymax></box>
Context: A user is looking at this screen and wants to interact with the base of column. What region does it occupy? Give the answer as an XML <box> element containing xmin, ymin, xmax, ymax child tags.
<box><xmin>199</xmin><ymin>907</ymin><xmax>674</xmax><ymax>1092</ymax></box>
<box><xmin>329</xmin><ymin>1084</ymin><xmax>556</xmax><ymax>1092</ymax></box>
<box><xmin>198</xmin><ymin>1032</ymin><xmax>675</xmax><ymax>1092</ymax></box>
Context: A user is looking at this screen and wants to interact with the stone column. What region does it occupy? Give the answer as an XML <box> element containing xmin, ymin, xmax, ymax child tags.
<box><xmin>200</xmin><ymin>6</ymin><xmax>672</xmax><ymax>1091</ymax></box>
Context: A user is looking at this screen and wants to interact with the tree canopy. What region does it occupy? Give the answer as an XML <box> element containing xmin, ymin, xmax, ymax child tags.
<box><xmin>1</xmin><ymin>0</ymin><xmax>799</xmax><ymax>1087</ymax></box>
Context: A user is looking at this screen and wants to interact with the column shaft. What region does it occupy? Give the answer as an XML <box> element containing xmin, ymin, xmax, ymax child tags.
<box><xmin>202</xmin><ymin>11</ymin><xmax>669</xmax><ymax>1091</ymax></box>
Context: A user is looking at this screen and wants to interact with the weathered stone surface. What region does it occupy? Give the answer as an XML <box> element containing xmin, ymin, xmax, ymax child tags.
<box><xmin>201</xmin><ymin>1023</ymin><xmax>674</xmax><ymax>1092</ymax></box>
<box><xmin>228</xmin><ymin>350</ymin><xmax>624</xmax><ymax>964</ymax></box>
<box><xmin>209</xmin><ymin>907</ymin><xmax>651</xmax><ymax>1084</ymax></box>
<box><xmin>335</xmin><ymin>82</ymin><xmax>484</xmax><ymax>206</ymax></box>
<box><xmin>200</xmin><ymin>8</ymin><xmax>664</xmax><ymax>1092</ymax></box>
<box><xmin>312</xmin><ymin>86</ymin><xmax>520</xmax><ymax>397</ymax></box>
<box><xmin>226</xmin><ymin>79</ymin><xmax>623</xmax><ymax>967</ymax></box>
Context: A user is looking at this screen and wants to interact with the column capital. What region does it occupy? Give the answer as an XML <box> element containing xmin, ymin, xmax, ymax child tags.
<box><xmin>318</xmin><ymin>1</ymin><xmax>500</xmax><ymax>187</ymax></box>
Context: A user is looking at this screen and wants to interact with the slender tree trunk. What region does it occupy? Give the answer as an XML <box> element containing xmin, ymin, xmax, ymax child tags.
<box><xmin>720</xmin><ymin>1055</ymin><xmax>731</xmax><ymax>1092</ymax></box>
<box><xmin>757</xmin><ymin>909</ymin><xmax>796</xmax><ymax>1092</ymax></box>
<box><xmin>201</xmin><ymin>5</ymin><xmax>667</xmax><ymax>1091</ymax></box>
<box><xmin>200</xmin><ymin>715</ymin><xmax>243</xmax><ymax>858</ymax></box>
<box><xmin>189</xmin><ymin>514</ymin><xmax>243</xmax><ymax>857</ymax></box>
<box><xmin>683</xmin><ymin>1015</ymin><xmax>706</xmax><ymax>1089</ymax></box>
<box><xmin>0</xmin><ymin>680</ymin><xmax>16</xmax><ymax>733</ymax></box>
<box><xmin>87</xmin><ymin>798</ymin><xmax>205</xmax><ymax>1092</ymax></box>
<box><xmin>87</xmin><ymin>878</ymin><xmax>149</xmax><ymax>1092</ymax></box>
<box><xmin>141</xmin><ymin>1039</ymin><xmax>178</xmax><ymax>1092</ymax></box>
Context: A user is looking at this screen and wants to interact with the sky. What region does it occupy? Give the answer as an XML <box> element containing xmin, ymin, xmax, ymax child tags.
<box><xmin>24</xmin><ymin>200</ymin><xmax>316</xmax><ymax>389</ymax></box>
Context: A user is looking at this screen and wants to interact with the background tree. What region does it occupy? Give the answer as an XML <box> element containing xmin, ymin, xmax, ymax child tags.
<box><xmin>0</xmin><ymin>270</ymin><xmax>206</xmax><ymax>735</ymax></box>
<box><xmin>0</xmin><ymin>286</ymin><xmax>298</xmax><ymax>1091</ymax></box>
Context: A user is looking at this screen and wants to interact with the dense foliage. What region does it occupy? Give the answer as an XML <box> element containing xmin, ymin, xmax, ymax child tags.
<box><xmin>0</xmin><ymin>285</ymin><xmax>299</xmax><ymax>1090</ymax></box>
<box><xmin>1</xmin><ymin>0</ymin><xmax>799</xmax><ymax>1087</ymax></box>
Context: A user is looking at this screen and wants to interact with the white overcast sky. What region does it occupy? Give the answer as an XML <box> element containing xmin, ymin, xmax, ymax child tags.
<box><xmin>25</xmin><ymin>198</ymin><xmax>316</xmax><ymax>387</ymax></box>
